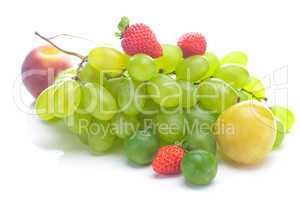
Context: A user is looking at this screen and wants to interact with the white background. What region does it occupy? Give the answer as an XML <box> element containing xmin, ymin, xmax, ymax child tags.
<box><xmin>1</xmin><ymin>0</ymin><xmax>300</xmax><ymax>199</ymax></box>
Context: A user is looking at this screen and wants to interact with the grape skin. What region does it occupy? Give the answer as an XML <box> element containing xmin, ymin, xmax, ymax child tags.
<box><xmin>202</xmin><ymin>52</ymin><xmax>220</xmax><ymax>79</ymax></box>
<box><xmin>147</xmin><ymin>74</ymin><xmax>180</xmax><ymax>108</ymax></box>
<box><xmin>177</xmin><ymin>80</ymin><xmax>198</xmax><ymax>108</ymax></box>
<box><xmin>88</xmin><ymin>119</ymin><xmax>116</xmax><ymax>154</ymax></box>
<box><xmin>214</xmin><ymin>64</ymin><xmax>250</xmax><ymax>89</ymax></box>
<box><xmin>54</xmin><ymin>79</ymin><xmax>81</xmax><ymax>118</ymax></box>
<box><xmin>198</xmin><ymin>78</ymin><xmax>238</xmax><ymax>113</ymax></box>
<box><xmin>221</xmin><ymin>51</ymin><xmax>248</xmax><ymax>66</ymax></box>
<box><xmin>88</xmin><ymin>47</ymin><xmax>127</xmax><ymax>76</ymax></box>
<box><xmin>35</xmin><ymin>84</ymin><xmax>57</xmax><ymax>121</ymax></box>
<box><xmin>155</xmin><ymin>109</ymin><xmax>186</xmax><ymax>144</ymax></box>
<box><xmin>127</xmin><ymin>54</ymin><xmax>157</xmax><ymax>81</ymax></box>
<box><xmin>110</xmin><ymin>113</ymin><xmax>139</xmax><ymax>139</ymax></box>
<box><xmin>176</xmin><ymin>55</ymin><xmax>209</xmax><ymax>83</ymax></box>
<box><xmin>81</xmin><ymin>82</ymin><xmax>117</xmax><ymax>121</ymax></box>
<box><xmin>154</xmin><ymin>44</ymin><xmax>183</xmax><ymax>74</ymax></box>
<box><xmin>117</xmin><ymin>79</ymin><xmax>146</xmax><ymax>116</ymax></box>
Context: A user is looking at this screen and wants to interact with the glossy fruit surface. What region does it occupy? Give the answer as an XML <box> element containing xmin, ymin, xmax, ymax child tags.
<box><xmin>202</xmin><ymin>52</ymin><xmax>220</xmax><ymax>79</ymax></box>
<box><xmin>88</xmin><ymin>119</ymin><xmax>116</xmax><ymax>154</ymax></box>
<box><xmin>185</xmin><ymin>105</ymin><xmax>218</xmax><ymax>132</ymax></box>
<box><xmin>35</xmin><ymin>84</ymin><xmax>57</xmax><ymax>120</ymax></box>
<box><xmin>221</xmin><ymin>51</ymin><xmax>248</xmax><ymax>66</ymax></box>
<box><xmin>270</xmin><ymin>106</ymin><xmax>295</xmax><ymax>131</ymax></box>
<box><xmin>81</xmin><ymin>82</ymin><xmax>117</xmax><ymax>121</ymax></box>
<box><xmin>183</xmin><ymin>130</ymin><xmax>216</xmax><ymax>154</ymax></box>
<box><xmin>176</xmin><ymin>55</ymin><xmax>209</xmax><ymax>83</ymax></box>
<box><xmin>198</xmin><ymin>78</ymin><xmax>238</xmax><ymax>113</ymax></box>
<box><xmin>127</xmin><ymin>54</ymin><xmax>157</xmax><ymax>81</ymax></box>
<box><xmin>214</xmin><ymin>64</ymin><xmax>250</xmax><ymax>89</ymax></box>
<box><xmin>110</xmin><ymin>113</ymin><xmax>139</xmax><ymax>139</ymax></box>
<box><xmin>181</xmin><ymin>150</ymin><xmax>217</xmax><ymax>185</ymax></box>
<box><xmin>242</xmin><ymin>76</ymin><xmax>266</xmax><ymax>99</ymax></box>
<box><xmin>118</xmin><ymin>79</ymin><xmax>146</xmax><ymax>116</ymax></box>
<box><xmin>214</xmin><ymin>100</ymin><xmax>276</xmax><ymax>164</ymax></box>
<box><xmin>147</xmin><ymin>74</ymin><xmax>180</xmax><ymax>107</ymax></box>
<box><xmin>154</xmin><ymin>44</ymin><xmax>183</xmax><ymax>73</ymax></box>
<box><xmin>79</xmin><ymin>63</ymin><xmax>107</xmax><ymax>85</ymax></box>
<box><xmin>55</xmin><ymin>67</ymin><xmax>76</xmax><ymax>84</ymax></box>
<box><xmin>155</xmin><ymin>109</ymin><xmax>186</xmax><ymax>144</ymax></box>
<box><xmin>22</xmin><ymin>45</ymin><xmax>71</xmax><ymax>97</ymax></box>
<box><xmin>125</xmin><ymin>129</ymin><xmax>159</xmax><ymax>165</ymax></box>
<box><xmin>88</xmin><ymin>47</ymin><xmax>127</xmax><ymax>76</ymax></box>
<box><xmin>64</xmin><ymin>112</ymin><xmax>92</xmax><ymax>144</ymax></box>
<box><xmin>53</xmin><ymin>79</ymin><xmax>81</xmax><ymax>118</ymax></box>
<box><xmin>272</xmin><ymin>120</ymin><xmax>285</xmax><ymax>149</ymax></box>
<box><xmin>177</xmin><ymin>80</ymin><xmax>197</xmax><ymax>108</ymax></box>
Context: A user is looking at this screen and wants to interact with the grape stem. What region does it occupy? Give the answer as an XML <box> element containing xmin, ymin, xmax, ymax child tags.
<box><xmin>34</xmin><ymin>32</ymin><xmax>85</xmax><ymax>60</ymax></box>
<box><xmin>46</xmin><ymin>33</ymin><xmax>99</xmax><ymax>45</ymax></box>
<box><xmin>73</xmin><ymin>57</ymin><xmax>88</xmax><ymax>81</ymax></box>
<box><xmin>241</xmin><ymin>88</ymin><xmax>268</xmax><ymax>101</ymax></box>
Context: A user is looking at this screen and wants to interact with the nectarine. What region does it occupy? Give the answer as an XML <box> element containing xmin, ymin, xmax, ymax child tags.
<box><xmin>21</xmin><ymin>45</ymin><xmax>71</xmax><ymax>98</ymax></box>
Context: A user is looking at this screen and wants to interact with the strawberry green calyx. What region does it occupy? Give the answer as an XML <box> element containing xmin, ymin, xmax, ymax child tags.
<box><xmin>115</xmin><ymin>16</ymin><xmax>130</xmax><ymax>38</ymax></box>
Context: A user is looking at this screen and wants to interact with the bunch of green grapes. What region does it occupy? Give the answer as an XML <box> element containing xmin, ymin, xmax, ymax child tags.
<box><xmin>35</xmin><ymin>44</ymin><xmax>294</xmax><ymax>176</ymax></box>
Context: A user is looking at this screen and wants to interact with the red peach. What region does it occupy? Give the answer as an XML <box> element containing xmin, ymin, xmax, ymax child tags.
<box><xmin>21</xmin><ymin>45</ymin><xmax>71</xmax><ymax>98</ymax></box>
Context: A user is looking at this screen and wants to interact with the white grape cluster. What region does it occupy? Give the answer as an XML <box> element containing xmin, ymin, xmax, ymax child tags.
<box><xmin>35</xmin><ymin>46</ymin><xmax>284</xmax><ymax>154</ymax></box>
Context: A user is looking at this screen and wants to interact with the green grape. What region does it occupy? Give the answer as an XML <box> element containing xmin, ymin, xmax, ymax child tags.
<box><xmin>64</xmin><ymin>112</ymin><xmax>92</xmax><ymax>144</ymax></box>
<box><xmin>221</xmin><ymin>51</ymin><xmax>248</xmax><ymax>66</ymax></box>
<box><xmin>237</xmin><ymin>90</ymin><xmax>253</xmax><ymax>102</ymax></box>
<box><xmin>214</xmin><ymin>64</ymin><xmax>250</xmax><ymax>89</ymax></box>
<box><xmin>88</xmin><ymin>47</ymin><xmax>127</xmax><ymax>76</ymax></box>
<box><xmin>125</xmin><ymin>129</ymin><xmax>159</xmax><ymax>165</ymax></box>
<box><xmin>35</xmin><ymin>84</ymin><xmax>57</xmax><ymax>120</ymax></box>
<box><xmin>181</xmin><ymin>150</ymin><xmax>217</xmax><ymax>185</ymax></box>
<box><xmin>103</xmin><ymin>76</ymin><xmax>125</xmax><ymax>98</ymax></box>
<box><xmin>273</xmin><ymin>120</ymin><xmax>286</xmax><ymax>150</ymax></box>
<box><xmin>110</xmin><ymin>113</ymin><xmax>139</xmax><ymax>139</ymax></box>
<box><xmin>202</xmin><ymin>52</ymin><xmax>220</xmax><ymax>79</ymax></box>
<box><xmin>154</xmin><ymin>44</ymin><xmax>183</xmax><ymax>73</ymax></box>
<box><xmin>183</xmin><ymin>130</ymin><xmax>216</xmax><ymax>154</ymax></box>
<box><xmin>138</xmin><ymin>98</ymin><xmax>160</xmax><ymax>129</ymax></box>
<box><xmin>117</xmin><ymin>79</ymin><xmax>146</xmax><ymax>116</ymax></box>
<box><xmin>55</xmin><ymin>68</ymin><xmax>77</xmax><ymax>84</ymax></box>
<box><xmin>54</xmin><ymin>79</ymin><xmax>81</xmax><ymax>118</ymax></box>
<box><xmin>140</xmin><ymin>97</ymin><xmax>160</xmax><ymax>116</ymax></box>
<box><xmin>177</xmin><ymin>80</ymin><xmax>197</xmax><ymax>108</ymax></box>
<box><xmin>185</xmin><ymin>105</ymin><xmax>218</xmax><ymax>132</ymax></box>
<box><xmin>176</xmin><ymin>55</ymin><xmax>209</xmax><ymax>83</ymax></box>
<box><xmin>147</xmin><ymin>74</ymin><xmax>180</xmax><ymax>108</ymax></box>
<box><xmin>78</xmin><ymin>132</ymin><xmax>89</xmax><ymax>145</ymax></box>
<box><xmin>127</xmin><ymin>54</ymin><xmax>157</xmax><ymax>81</ymax></box>
<box><xmin>155</xmin><ymin>109</ymin><xmax>185</xmax><ymax>144</ymax></box>
<box><xmin>270</xmin><ymin>106</ymin><xmax>295</xmax><ymax>131</ymax></box>
<box><xmin>81</xmin><ymin>82</ymin><xmax>117</xmax><ymax>121</ymax></box>
<box><xmin>198</xmin><ymin>78</ymin><xmax>238</xmax><ymax>113</ymax></box>
<box><xmin>243</xmin><ymin>76</ymin><xmax>266</xmax><ymax>99</ymax></box>
<box><xmin>88</xmin><ymin>119</ymin><xmax>115</xmax><ymax>154</ymax></box>
<box><xmin>79</xmin><ymin>63</ymin><xmax>107</xmax><ymax>85</ymax></box>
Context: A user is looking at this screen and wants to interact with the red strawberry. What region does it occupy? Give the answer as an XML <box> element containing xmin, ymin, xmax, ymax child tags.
<box><xmin>116</xmin><ymin>17</ymin><xmax>162</xmax><ymax>58</ymax></box>
<box><xmin>152</xmin><ymin>145</ymin><xmax>185</xmax><ymax>175</ymax></box>
<box><xmin>177</xmin><ymin>32</ymin><xmax>207</xmax><ymax>58</ymax></box>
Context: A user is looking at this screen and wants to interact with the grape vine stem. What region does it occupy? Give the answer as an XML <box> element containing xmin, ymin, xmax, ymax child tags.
<box><xmin>46</xmin><ymin>33</ymin><xmax>99</xmax><ymax>45</ymax></box>
<box><xmin>241</xmin><ymin>88</ymin><xmax>268</xmax><ymax>101</ymax></box>
<box><xmin>34</xmin><ymin>32</ymin><xmax>85</xmax><ymax>60</ymax></box>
